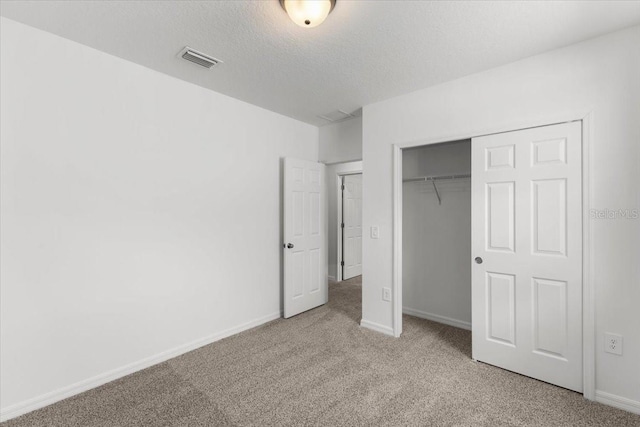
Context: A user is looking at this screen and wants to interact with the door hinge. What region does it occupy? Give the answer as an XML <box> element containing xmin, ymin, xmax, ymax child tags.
<box><xmin>341</xmin><ymin>261</ymin><xmax>344</xmax><ymax>266</ymax></box>
<box><xmin>341</xmin><ymin>184</ymin><xmax>345</xmax><ymax>191</ymax></box>
<box><xmin>341</xmin><ymin>223</ymin><xmax>344</xmax><ymax>228</ymax></box>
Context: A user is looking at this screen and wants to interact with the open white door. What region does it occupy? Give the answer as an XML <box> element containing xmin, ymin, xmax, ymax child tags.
<box><xmin>343</xmin><ymin>174</ymin><xmax>362</xmax><ymax>280</ymax></box>
<box><xmin>471</xmin><ymin>122</ymin><xmax>582</xmax><ymax>392</ymax></box>
<box><xmin>283</xmin><ymin>158</ymin><xmax>327</xmax><ymax>318</ymax></box>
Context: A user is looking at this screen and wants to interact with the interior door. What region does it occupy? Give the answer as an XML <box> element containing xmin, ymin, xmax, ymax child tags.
<box><xmin>471</xmin><ymin>122</ymin><xmax>582</xmax><ymax>392</ymax></box>
<box><xmin>283</xmin><ymin>158</ymin><xmax>327</xmax><ymax>318</ymax></box>
<box><xmin>343</xmin><ymin>174</ymin><xmax>362</xmax><ymax>280</ymax></box>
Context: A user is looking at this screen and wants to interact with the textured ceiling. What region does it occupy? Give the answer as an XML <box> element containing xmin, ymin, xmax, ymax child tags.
<box><xmin>2</xmin><ymin>1</ymin><xmax>640</xmax><ymax>126</ymax></box>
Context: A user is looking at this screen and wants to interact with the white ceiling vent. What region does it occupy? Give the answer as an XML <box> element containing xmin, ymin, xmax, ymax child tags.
<box><xmin>318</xmin><ymin>110</ymin><xmax>356</xmax><ymax>123</ymax></box>
<box><xmin>178</xmin><ymin>47</ymin><xmax>222</xmax><ymax>69</ymax></box>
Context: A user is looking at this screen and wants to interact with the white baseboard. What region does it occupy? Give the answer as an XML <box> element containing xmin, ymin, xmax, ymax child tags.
<box><xmin>328</xmin><ymin>275</ymin><xmax>336</xmax><ymax>283</ymax></box>
<box><xmin>403</xmin><ymin>307</ymin><xmax>471</xmax><ymax>331</ymax></box>
<box><xmin>360</xmin><ymin>319</ymin><xmax>394</xmax><ymax>336</ymax></box>
<box><xmin>595</xmin><ymin>390</ymin><xmax>640</xmax><ymax>415</ymax></box>
<box><xmin>0</xmin><ymin>311</ymin><xmax>282</xmax><ymax>422</ymax></box>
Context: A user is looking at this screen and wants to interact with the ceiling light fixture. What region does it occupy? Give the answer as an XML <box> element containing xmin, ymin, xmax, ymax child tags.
<box><xmin>279</xmin><ymin>0</ymin><xmax>336</xmax><ymax>28</ymax></box>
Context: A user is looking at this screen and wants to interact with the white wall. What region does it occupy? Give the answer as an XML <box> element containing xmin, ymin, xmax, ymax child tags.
<box><xmin>319</xmin><ymin>118</ymin><xmax>363</xmax><ymax>281</ymax></box>
<box><xmin>0</xmin><ymin>18</ymin><xmax>318</xmax><ymax>418</ymax></box>
<box><xmin>402</xmin><ymin>142</ymin><xmax>471</xmax><ymax>328</ymax></box>
<box><xmin>403</xmin><ymin>140</ymin><xmax>471</xmax><ymax>179</ymax></box>
<box><xmin>319</xmin><ymin>117</ymin><xmax>362</xmax><ymax>164</ymax></box>
<box><xmin>325</xmin><ymin>161</ymin><xmax>363</xmax><ymax>281</ymax></box>
<box><xmin>362</xmin><ymin>25</ymin><xmax>640</xmax><ymax>407</ymax></box>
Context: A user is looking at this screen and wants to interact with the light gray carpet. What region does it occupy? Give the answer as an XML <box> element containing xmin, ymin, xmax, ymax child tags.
<box><xmin>4</xmin><ymin>277</ymin><xmax>640</xmax><ymax>426</ymax></box>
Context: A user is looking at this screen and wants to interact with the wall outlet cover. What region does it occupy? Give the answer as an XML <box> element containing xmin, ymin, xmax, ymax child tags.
<box><xmin>382</xmin><ymin>287</ymin><xmax>391</xmax><ymax>302</ymax></box>
<box><xmin>604</xmin><ymin>333</ymin><xmax>623</xmax><ymax>355</ymax></box>
<box><xmin>371</xmin><ymin>226</ymin><xmax>379</xmax><ymax>239</ymax></box>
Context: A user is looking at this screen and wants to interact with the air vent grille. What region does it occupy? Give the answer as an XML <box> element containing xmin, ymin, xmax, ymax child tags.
<box><xmin>318</xmin><ymin>110</ymin><xmax>355</xmax><ymax>123</ymax></box>
<box><xmin>179</xmin><ymin>47</ymin><xmax>222</xmax><ymax>69</ymax></box>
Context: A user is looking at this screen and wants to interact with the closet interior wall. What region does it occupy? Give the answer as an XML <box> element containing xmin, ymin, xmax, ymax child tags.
<box><xmin>402</xmin><ymin>140</ymin><xmax>472</xmax><ymax>329</ymax></box>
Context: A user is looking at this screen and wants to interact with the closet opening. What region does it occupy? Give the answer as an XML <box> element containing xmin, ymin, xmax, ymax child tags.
<box><xmin>395</xmin><ymin>121</ymin><xmax>587</xmax><ymax>393</ymax></box>
<box><xmin>402</xmin><ymin>139</ymin><xmax>472</xmax><ymax>331</ymax></box>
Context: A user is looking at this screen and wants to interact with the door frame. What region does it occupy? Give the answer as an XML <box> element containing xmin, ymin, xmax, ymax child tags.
<box><xmin>336</xmin><ymin>168</ymin><xmax>363</xmax><ymax>282</ymax></box>
<box><xmin>391</xmin><ymin>110</ymin><xmax>594</xmax><ymax>400</ymax></box>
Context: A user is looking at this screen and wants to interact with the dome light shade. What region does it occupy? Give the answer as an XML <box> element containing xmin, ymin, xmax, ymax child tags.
<box><xmin>280</xmin><ymin>0</ymin><xmax>336</xmax><ymax>28</ymax></box>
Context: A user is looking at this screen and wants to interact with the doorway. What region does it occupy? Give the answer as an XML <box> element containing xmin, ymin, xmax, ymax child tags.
<box><xmin>326</xmin><ymin>161</ymin><xmax>363</xmax><ymax>283</ymax></box>
<box><xmin>394</xmin><ymin>121</ymin><xmax>587</xmax><ymax>394</ymax></box>
<box><xmin>326</xmin><ymin>160</ymin><xmax>363</xmax><ymax>323</ymax></box>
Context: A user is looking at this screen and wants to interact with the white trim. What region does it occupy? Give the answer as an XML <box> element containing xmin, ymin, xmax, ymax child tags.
<box><xmin>328</xmin><ymin>275</ymin><xmax>336</xmax><ymax>282</ymax></box>
<box><xmin>360</xmin><ymin>319</ymin><xmax>395</xmax><ymax>336</ymax></box>
<box><xmin>0</xmin><ymin>311</ymin><xmax>282</xmax><ymax>422</ymax></box>
<box><xmin>392</xmin><ymin>144</ymin><xmax>403</xmax><ymax>337</ymax></box>
<box><xmin>403</xmin><ymin>307</ymin><xmax>472</xmax><ymax>331</ymax></box>
<box><xmin>581</xmin><ymin>113</ymin><xmax>595</xmax><ymax>400</ymax></box>
<box><xmin>395</xmin><ymin>109</ymin><xmax>594</xmax><ymax>150</ymax></box>
<box><xmin>391</xmin><ymin>109</ymin><xmax>595</xmax><ymax>400</ymax></box>
<box><xmin>336</xmin><ymin>175</ymin><xmax>344</xmax><ymax>282</ymax></box>
<box><xmin>595</xmin><ymin>391</ymin><xmax>640</xmax><ymax>415</ymax></box>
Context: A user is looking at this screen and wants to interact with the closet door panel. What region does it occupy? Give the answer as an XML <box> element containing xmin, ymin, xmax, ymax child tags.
<box><xmin>343</xmin><ymin>174</ymin><xmax>362</xmax><ymax>280</ymax></box>
<box><xmin>471</xmin><ymin>121</ymin><xmax>582</xmax><ymax>393</ymax></box>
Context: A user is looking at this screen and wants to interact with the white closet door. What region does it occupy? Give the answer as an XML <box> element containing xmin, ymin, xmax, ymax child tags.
<box><xmin>343</xmin><ymin>174</ymin><xmax>362</xmax><ymax>280</ymax></box>
<box><xmin>471</xmin><ymin>122</ymin><xmax>583</xmax><ymax>392</ymax></box>
<box><xmin>283</xmin><ymin>158</ymin><xmax>327</xmax><ymax>318</ymax></box>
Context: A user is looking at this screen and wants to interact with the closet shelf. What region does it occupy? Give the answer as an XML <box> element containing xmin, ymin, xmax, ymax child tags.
<box><xmin>402</xmin><ymin>173</ymin><xmax>471</xmax><ymax>183</ymax></box>
<box><xmin>403</xmin><ymin>173</ymin><xmax>471</xmax><ymax>205</ymax></box>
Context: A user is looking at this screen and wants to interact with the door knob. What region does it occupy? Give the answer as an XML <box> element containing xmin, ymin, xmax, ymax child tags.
<box><xmin>475</xmin><ymin>257</ymin><xmax>483</xmax><ymax>264</ymax></box>
<box><xmin>286</xmin><ymin>243</ymin><xmax>294</xmax><ymax>249</ymax></box>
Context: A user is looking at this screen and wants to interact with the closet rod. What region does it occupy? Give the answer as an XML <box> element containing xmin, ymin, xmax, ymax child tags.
<box><xmin>402</xmin><ymin>173</ymin><xmax>471</xmax><ymax>183</ymax></box>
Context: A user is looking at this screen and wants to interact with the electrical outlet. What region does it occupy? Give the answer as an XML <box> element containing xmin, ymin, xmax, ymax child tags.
<box><xmin>371</xmin><ymin>226</ymin><xmax>379</xmax><ymax>239</ymax></box>
<box><xmin>382</xmin><ymin>287</ymin><xmax>391</xmax><ymax>302</ymax></box>
<box><xmin>604</xmin><ymin>333</ymin><xmax>623</xmax><ymax>355</ymax></box>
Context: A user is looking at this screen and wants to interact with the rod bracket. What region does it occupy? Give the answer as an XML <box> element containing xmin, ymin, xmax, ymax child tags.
<box><xmin>431</xmin><ymin>180</ymin><xmax>442</xmax><ymax>205</ymax></box>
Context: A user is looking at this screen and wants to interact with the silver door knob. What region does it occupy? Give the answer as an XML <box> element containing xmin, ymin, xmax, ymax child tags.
<box><xmin>286</xmin><ymin>243</ymin><xmax>294</xmax><ymax>249</ymax></box>
<box><xmin>475</xmin><ymin>257</ymin><xmax>483</xmax><ymax>264</ymax></box>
